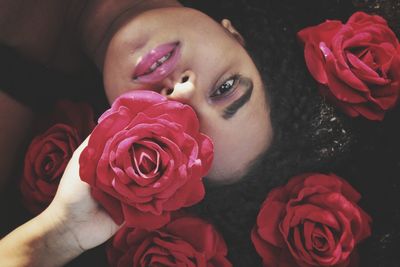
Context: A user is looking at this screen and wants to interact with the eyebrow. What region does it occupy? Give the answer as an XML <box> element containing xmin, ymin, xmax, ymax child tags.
<box><xmin>222</xmin><ymin>77</ymin><xmax>254</xmax><ymax>120</ymax></box>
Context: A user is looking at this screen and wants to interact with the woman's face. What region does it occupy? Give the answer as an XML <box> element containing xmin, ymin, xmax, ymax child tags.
<box><xmin>103</xmin><ymin>7</ymin><xmax>273</xmax><ymax>184</ymax></box>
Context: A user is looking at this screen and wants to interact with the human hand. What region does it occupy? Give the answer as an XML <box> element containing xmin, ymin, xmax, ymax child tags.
<box><xmin>0</xmin><ymin>136</ymin><xmax>121</xmax><ymax>267</ymax></box>
<box><xmin>41</xmin><ymin>136</ymin><xmax>121</xmax><ymax>254</ymax></box>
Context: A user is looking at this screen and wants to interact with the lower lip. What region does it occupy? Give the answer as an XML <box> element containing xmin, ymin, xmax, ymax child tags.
<box><xmin>134</xmin><ymin>42</ymin><xmax>181</xmax><ymax>84</ymax></box>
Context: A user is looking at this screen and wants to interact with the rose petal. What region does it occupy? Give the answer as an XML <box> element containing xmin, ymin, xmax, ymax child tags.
<box><xmin>122</xmin><ymin>203</ymin><xmax>170</xmax><ymax>230</ymax></box>
<box><xmin>257</xmin><ymin>201</ymin><xmax>287</xmax><ymax>247</ymax></box>
<box><xmin>92</xmin><ymin>188</ymin><xmax>124</xmax><ymax>224</ymax></box>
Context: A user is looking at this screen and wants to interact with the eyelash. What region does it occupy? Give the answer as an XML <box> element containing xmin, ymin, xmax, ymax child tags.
<box><xmin>210</xmin><ymin>74</ymin><xmax>240</xmax><ymax>99</ymax></box>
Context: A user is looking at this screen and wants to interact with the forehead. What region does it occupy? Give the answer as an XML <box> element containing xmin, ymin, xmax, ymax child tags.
<box><xmin>205</xmin><ymin>79</ymin><xmax>273</xmax><ymax>183</ymax></box>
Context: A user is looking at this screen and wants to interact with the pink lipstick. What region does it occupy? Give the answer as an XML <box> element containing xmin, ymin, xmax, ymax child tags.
<box><xmin>133</xmin><ymin>42</ymin><xmax>181</xmax><ymax>83</ymax></box>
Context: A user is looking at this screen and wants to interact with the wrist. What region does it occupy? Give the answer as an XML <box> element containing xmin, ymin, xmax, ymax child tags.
<box><xmin>0</xmin><ymin>204</ymin><xmax>83</xmax><ymax>267</ymax></box>
<box><xmin>35</xmin><ymin>204</ymin><xmax>85</xmax><ymax>264</ymax></box>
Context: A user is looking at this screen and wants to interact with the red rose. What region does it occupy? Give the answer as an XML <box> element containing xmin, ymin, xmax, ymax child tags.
<box><xmin>106</xmin><ymin>217</ymin><xmax>232</xmax><ymax>267</ymax></box>
<box><xmin>79</xmin><ymin>90</ymin><xmax>213</xmax><ymax>230</ymax></box>
<box><xmin>251</xmin><ymin>173</ymin><xmax>372</xmax><ymax>267</ymax></box>
<box><xmin>20</xmin><ymin>101</ymin><xmax>95</xmax><ymax>214</ymax></box>
<box><xmin>298</xmin><ymin>12</ymin><xmax>400</xmax><ymax>120</ymax></box>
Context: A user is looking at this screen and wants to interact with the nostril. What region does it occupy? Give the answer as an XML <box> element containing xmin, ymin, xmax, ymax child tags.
<box><xmin>181</xmin><ymin>76</ymin><xmax>189</xmax><ymax>83</ymax></box>
<box><xmin>166</xmin><ymin>88</ymin><xmax>174</xmax><ymax>95</ymax></box>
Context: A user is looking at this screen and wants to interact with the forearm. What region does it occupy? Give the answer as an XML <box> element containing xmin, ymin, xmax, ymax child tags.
<box><xmin>0</xmin><ymin>207</ymin><xmax>83</xmax><ymax>267</ymax></box>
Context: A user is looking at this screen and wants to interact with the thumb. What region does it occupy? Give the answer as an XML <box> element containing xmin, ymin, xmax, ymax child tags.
<box><xmin>55</xmin><ymin>135</ymin><xmax>91</xmax><ymax>202</ymax></box>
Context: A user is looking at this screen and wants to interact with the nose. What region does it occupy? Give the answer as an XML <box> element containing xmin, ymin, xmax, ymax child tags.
<box><xmin>161</xmin><ymin>70</ymin><xmax>196</xmax><ymax>103</ymax></box>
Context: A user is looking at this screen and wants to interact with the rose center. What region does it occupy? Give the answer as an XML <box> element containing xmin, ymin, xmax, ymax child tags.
<box><xmin>312</xmin><ymin>235</ymin><xmax>328</xmax><ymax>251</ymax></box>
<box><xmin>132</xmin><ymin>144</ymin><xmax>160</xmax><ymax>178</ymax></box>
<box><xmin>139</xmin><ymin>154</ymin><xmax>156</xmax><ymax>174</ymax></box>
<box><xmin>351</xmin><ymin>47</ymin><xmax>379</xmax><ymax>72</ymax></box>
<box><xmin>43</xmin><ymin>156</ymin><xmax>54</xmax><ymax>173</ymax></box>
<box><xmin>41</xmin><ymin>152</ymin><xmax>62</xmax><ymax>181</ymax></box>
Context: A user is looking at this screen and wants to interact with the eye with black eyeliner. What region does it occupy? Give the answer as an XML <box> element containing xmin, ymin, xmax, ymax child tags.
<box><xmin>210</xmin><ymin>74</ymin><xmax>240</xmax><ymax>99</ymax></box>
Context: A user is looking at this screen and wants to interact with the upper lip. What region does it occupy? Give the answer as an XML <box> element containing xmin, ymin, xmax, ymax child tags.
<box><xmin>133</xmin><ymin>42</ymin><xmax>181</xmax><ymax>83</ymax></box>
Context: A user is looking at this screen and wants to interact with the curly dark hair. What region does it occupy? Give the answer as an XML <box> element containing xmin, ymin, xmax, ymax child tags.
<box><xmin>182</xmin><ymin>0</ymin><xmax>400</xmax><ymax>266</ymax></box>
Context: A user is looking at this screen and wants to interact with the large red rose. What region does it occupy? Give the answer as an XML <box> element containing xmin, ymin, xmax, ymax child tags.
<box><xmin>107</xmin><ymin>217</ymin><xmax>232</xmax><ymax>267</ymax></box>
<box><xmin>251</xmin><ymin>173</ymin><xmax>372</xmax><ymax>267</ymax></box>
<box><xmin>298</xmin><ymin>12</ymin><xmax>400</xmax><ymax>120</ymax></box>
<box><xmin>79</xmin><ymin>90</ymin><xmax>213</xmax><ymax>230</ymax></box>
<box><xmin>20</xmin><ymin>101</ymin><xmax>95</xmax><ymax>214</ymax></box>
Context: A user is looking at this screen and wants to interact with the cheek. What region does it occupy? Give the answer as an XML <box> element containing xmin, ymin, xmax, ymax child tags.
<box><xmin>103</xmin><ymin>63</ymin><xmax>138</xmax><ymax>104</ymax></box>
<box><xmin>104</xmin><ymin>77</ymin><xmax>130</xmax><ymax>104</ymax></box>
<box><xmin>103</xmin><ymin>45</ymin><xmax>136</xmax><ymax>103</ymax></box>
<box><xmin>103</xmin><ymin>64</ymin><xmax>124</xmax><ymax>103</ymax></box>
